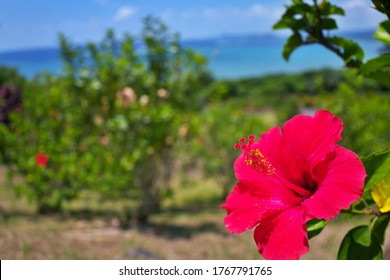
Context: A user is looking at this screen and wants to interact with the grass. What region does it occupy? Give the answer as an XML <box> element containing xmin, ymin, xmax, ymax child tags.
<box><xmin>1</xmin><ymin>167</ymin><xmax>390</xmax><ymax>260</ymax></box>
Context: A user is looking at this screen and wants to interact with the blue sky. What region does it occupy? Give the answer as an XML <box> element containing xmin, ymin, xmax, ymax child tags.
<box><xmin>0</xmin><ymin>0</ymin><xmax>384</xmax><ymax>51</ymax></box>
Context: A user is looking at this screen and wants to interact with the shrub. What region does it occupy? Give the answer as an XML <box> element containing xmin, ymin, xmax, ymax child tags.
<box><xmin>0</xmin><ymin>17</ymin><xmax>212</xmax><ymax>221</ymax></box>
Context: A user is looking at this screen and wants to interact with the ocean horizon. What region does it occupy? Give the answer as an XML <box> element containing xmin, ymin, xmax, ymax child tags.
<box><xmin>0</xmin><ymin>33</ymin><xmax>385</xmax><ymax>80</ymax></box>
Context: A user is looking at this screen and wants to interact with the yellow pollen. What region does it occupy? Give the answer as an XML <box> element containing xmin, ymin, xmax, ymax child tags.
<box><xmin>245</xmin><ymin>149</ymin><xmax>275</xmax><ymax>176</ymax></box>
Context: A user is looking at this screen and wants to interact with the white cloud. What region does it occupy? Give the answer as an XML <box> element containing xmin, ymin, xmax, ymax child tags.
<box><xmin>168</xmin><ymin>4</ymin><xmax>285</xmax><ymax>38</ymax></box>
<box><xmin>344</xmin><ymin>0</ymin><xmax>367</xmax><ymax>9</ymax></box>
<box><xmin>334</xmin><ymin>0</ymin><xmax>385</xmax><ymax>30</ymax></box>
<box><xmin>249</xmin><ymin>4</ymin><xmax>266</xmax><ymax>16</ymax></box>
<box><xmin>181</xmin><ymin>4</ymin><xmax>281</xmax><ymax>21</ymax></box>
<box><xmin>114</xmin><ymin>6</ymin><xmax>136</xmax><ymax>22</ymax></box>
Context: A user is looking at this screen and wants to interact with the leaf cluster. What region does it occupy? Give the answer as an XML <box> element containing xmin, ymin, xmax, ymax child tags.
<box><xmin>274</xmin><ymin>0</ymin><xmax>390</xmax><ymax>86</ymax></box>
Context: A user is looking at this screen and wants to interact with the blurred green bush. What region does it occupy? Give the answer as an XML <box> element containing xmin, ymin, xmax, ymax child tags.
<box><xmin>0</xmin><ymin>17</ymin><xmax>212</xmax><ymax>222</ymax></box>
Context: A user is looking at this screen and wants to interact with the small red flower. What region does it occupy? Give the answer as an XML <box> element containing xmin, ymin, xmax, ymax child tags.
<box><xmin>35</xmin><ymin>152</ymin><xmax>49</xmax><ymax>167</ymax></box>
<box><xmin>222</xmin><ymin>110</ymin><xmax>366</xmax><ymax>260</ymax></box>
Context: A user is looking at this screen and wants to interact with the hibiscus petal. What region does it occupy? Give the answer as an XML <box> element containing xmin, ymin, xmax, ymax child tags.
<box><xmin>302</xmin><ymin>146</ymin><xmax>366</xmax><ymax>220</ymax></box>
<box><xmin>279</xmin><ymin>110</ymin><xmax>343</xmax><ymax>186</ymax></box>
<box><xmin>222</xmin><ymin>183</ymin><xmax>294</xmax><ymax>234</ymax></box>
<box><xmin>254</xmin><ymin>206</ymin><xmax>309</xmax><ymax>260</ymax></box>
<box><xmin>283</xmin><ymin>110</ymin><xmax>343</xmax><ymax>162</ymax></box>
<box><xmin>222</xmin><ymin>184</ymin><xmax>262</xmax><ymax>234</ymax></box>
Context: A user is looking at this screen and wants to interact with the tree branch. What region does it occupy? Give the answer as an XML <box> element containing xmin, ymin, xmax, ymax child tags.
<box><xmin>310</xmin><ymin>0</ymin><xmax>361</xmax><ymax>69</ymax></box>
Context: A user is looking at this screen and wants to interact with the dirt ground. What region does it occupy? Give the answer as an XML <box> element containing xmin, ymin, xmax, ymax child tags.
<box><xmin>1</xmin><ymin>167</ymin><xmax>389</xmax><ymax>260</ymax></box>
<box><xmin>1</xmin><ymin>206</ymin><xmax>389</xmax><ymax>260</ymax></box>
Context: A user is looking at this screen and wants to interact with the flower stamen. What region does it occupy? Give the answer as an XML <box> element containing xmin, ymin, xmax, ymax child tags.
<box><xmin>234</xmin><ymin>135</ymin><xmax>256</xmax><ymax>150</ymax></box>
<box><xmin>245</xmin><ymin>149</ymin><xmax>275</xmax><ymax>176</ymax></box>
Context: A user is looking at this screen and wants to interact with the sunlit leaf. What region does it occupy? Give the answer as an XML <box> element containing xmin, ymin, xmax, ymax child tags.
<box><xmin>362</xmin><ymin>150</ymin><xmax>390</xmax><ymax>199</ymax></box>
<box><xmin>371</xmin><ymin>175</ymin><xmax>390</xmax><ymax>213</ymax></box>
<box><xmin>374</xmin><ymin>20</ymin><xmax>390</xmax><ymax>46</ymax></box>
<box><xmin>273</xmin><ymin>18</ymin><xmax>289</xmax><ymax>30</ymax></box>
<box><xmin>306</xmin><ymin>219</ymin><xmax>327</xmax><ymax>239</ymax></box>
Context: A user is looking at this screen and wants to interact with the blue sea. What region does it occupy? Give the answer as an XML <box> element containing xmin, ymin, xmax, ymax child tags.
<box><xmin>0</xmin><ymin>34</ymin><xmax>384</xmax><ymax>80</ymax></box>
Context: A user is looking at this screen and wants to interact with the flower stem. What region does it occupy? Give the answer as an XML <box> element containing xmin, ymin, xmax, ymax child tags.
<box><xmin>349</xmin><ymin>207</ymin><xmax>381</xmax><ymax>216</ymax></box>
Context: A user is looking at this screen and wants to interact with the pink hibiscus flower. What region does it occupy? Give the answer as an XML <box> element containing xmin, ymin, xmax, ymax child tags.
<box><xmin>222</xmin><ymin>110</ymin><xmax>366</xmax><ymax>260</ymax></box>
<box><xmin>35</xmin><ymin>152</ymin><xmax>49</xmax><ymax>168</ymax></box>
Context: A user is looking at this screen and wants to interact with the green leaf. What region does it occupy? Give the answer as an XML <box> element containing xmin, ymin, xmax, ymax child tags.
<box><xmin>273</xmin><ymin>4</ymin><xmax>311</xmax><ymax>31</ymax></box>
<box><xmin>287</xmin><ymin>3</ymin><xmax>312</xmax><ymax>15</ymax></box>
<box><xmin>374</xmin><ymin>20</ymin><xmax>390</xmax><ymax>45</ymax></box>
<box><xmin>320</xmin><ymin>2</ymin><xmax>345</xmax><ymax>16</ymax></box>
<box><xmin>337</xmin><ymin>225</ymin><xmax>383</xmax><ymax>260</ymax></box>
<box><xmin>362</xmin><ymin>150</ymin><xmax>390</xmax><ymax>198</ymax></box>
<box><xmin>272</xmin><ymin>18</ymin><xmax>289</xmax><ymax>30</ymax></box>
<box><xmin>343</xmin><ymin>43</ymin><xmax>364</xmax><ymax>63</ymax></box>
<box><xmin>321</xmin><ymin>18</ymin><xmax>338</xmax><ymax>30</ymax></box>
<box><xmin>352</xmin><ymin>225</ymin><xmax>371</xmax><ymax>246</ymax></box>
<box><xmin>328</xmin><ymin>36</ymin><xmax>364</xmax><ymax>63</ymax></box>
<box><xmin>363</xmin><ymin>69</ymin><xmax>390</xmax><ymax>87</ymax></box>
<box><xmin>282</xmin><ymin>32</ymin><xmax>303</xmax><ymax>61</ymax></box>
<box><xmin>360</xmin><ymin>54</ymin><xmax>390</xmax><ymax>86</ymax></box>
<box><xmin>273</xmin><ymin>17</ymin><xmax>308</xmax><ymax>31</ymax></box>
<box><xmin>372</xmin><ymin>0</ymin><xmax>390</xmax><ymax>15</ymax></box>
<box><xmin>361</xmin><ymin>54</ymin><xmax>390</xmax><ymax>75</ymax></box>
<box><xmin>307</xmin><ymin>219</ymin><xmax>327</xmax><ymax>239</ymax></box>
<box><xmin>372</xmin><ymin>215</ymin><xmax>390</xmax><ymax>245</ymax></box>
